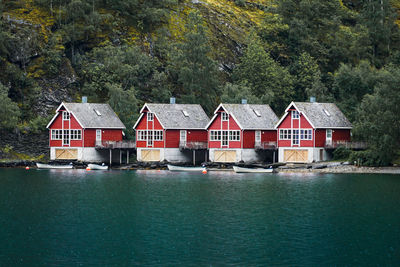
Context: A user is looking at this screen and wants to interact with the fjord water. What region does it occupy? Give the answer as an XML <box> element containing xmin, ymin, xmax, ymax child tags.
<box><xmin>0</xmin><ymin>169</ymin><xmax>399</xmax><ymax>266</ymax></box>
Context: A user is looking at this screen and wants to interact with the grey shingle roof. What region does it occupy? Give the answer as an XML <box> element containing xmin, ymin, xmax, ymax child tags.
<box><xmin>293</xmin><ymin>102</ymin><xmax>352</xmax><ymax>128</ymax></box>
<box><xmin>63</xmin><ymin>103</ymin><xmax>126</xmax><ymax>129</ymax></box>
<box><xmin>221</xmin><ymin>104</ymin><xmax>278</xmax><ymax>130</ymax></box>
<box><xmin>144</xmin><ymin>103</ymin><xmax>209</xmax><ymax>129</ymax></box>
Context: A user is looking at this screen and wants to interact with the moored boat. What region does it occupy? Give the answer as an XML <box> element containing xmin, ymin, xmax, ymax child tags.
<box><xmin>233</xmin><ymin>166</ymin><xmax>274</xmax><ymax>173</ymax></box>
<box><xmin>36</xmin><ymin>163</ymin><xmax>73</xmax><ymax>169</ymax></box>
<box><xmin>167</xmin><ymin>164</ymin><xmax>206</xmax><ymax>172</ymax></box>
<box><xmin>87</xmin><ymin>163</ymin><xmax>108</xmax><ymax>170</ymax></box>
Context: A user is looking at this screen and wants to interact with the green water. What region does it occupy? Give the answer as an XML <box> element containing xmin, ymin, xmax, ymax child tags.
<box><xmin>0</xmin><ymin>169</ymin><xmax>399</xmax><ymax>266</ymax></box>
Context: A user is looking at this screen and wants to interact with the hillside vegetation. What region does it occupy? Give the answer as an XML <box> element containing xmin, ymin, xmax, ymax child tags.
<box><xmin>1</xmin><ymin>0</ymin><xmax>400</xmax><ymax>165</ymax></box>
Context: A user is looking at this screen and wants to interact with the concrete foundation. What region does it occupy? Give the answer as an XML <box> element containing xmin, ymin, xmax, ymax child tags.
<box><xmin>278</xmin><ymin>147</ymin><xmax>332</xmax><ymax>163</ymax></box>
<box><xmin>50</xmin><ymin>147</ymin><xmax>128</xmax><ymax>164</ymax></box>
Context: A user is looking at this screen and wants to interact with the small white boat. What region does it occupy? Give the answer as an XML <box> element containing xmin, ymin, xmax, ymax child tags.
<box><xmin>87</xmin><ymin>163</ymin><xmax>108</xmax><ymax>170</ymax></box>
<box><xmin>167</xmin><ymin>164</ymin><xmax>206</xmax><ymax>172</ymax></box>
<box><xmin>36</xmin><ymin>163</ymin><xmax>73</xmax><ymax>169</ymax></box>
<box><xmin>233</xmin><ymin>166</ymin><xmax>274</xmax><ymax>173</ymax></box>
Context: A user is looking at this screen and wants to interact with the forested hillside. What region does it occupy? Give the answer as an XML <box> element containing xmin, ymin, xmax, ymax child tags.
<box><xmin>1</xmin><ymin>0</ymin><xmax>400</xmax><ymax>165</ymax></box>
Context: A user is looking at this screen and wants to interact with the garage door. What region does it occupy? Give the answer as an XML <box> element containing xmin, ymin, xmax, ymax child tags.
<box><xmin>56</xmin><ymin>149</ymin><xmax>78</xmax><ymax>160</ymax></box>
<box><xmin>141</xmin><ymin>149</ymin><xmax>161</xmax><ymax>161</ymax></box>
<box><xmin>284</xmin><ymin>149</ymin><xmax>308</xmax><ymax>163</ymax></box>
<box><xmin>214</xmin><ymin>150</ymin><xmax>236</xmax><ymax>163</ymax></box>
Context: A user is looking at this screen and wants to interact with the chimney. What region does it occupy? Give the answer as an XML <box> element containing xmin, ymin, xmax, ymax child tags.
<box><xmin>82</xmin><ymin>96</ymin><xmax>87</xmax><ymax>103</ymax></box>
<box><xmin>170</xmin><ymin>97</ymin><xmax>176</xmax><ymax>104</ymax></box>
<box><xmin>310</xmin><ymin>96</ymin><xmax>316</xmax><ymax>103</ymax></box>
<box><xmin>241</xmin><ymin>99</ymin><xmax>247</xmax><ymax>104</ymax></box>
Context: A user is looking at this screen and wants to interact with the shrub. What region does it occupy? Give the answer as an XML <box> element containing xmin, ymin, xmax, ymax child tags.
<box><xmin>333</xmin><ymin>146</ymin><xmax>351</xmax><ymax>160</ymax></box>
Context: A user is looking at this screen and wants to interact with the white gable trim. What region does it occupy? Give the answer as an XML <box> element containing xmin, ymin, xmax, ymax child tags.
<box><xmin>275</xmin><ymin>102</ymin><xmax>316</xmax><ymax>129</ymax></box>
<box><xmin>205</xmin><ymin>114</ymin><xmax>218</xmax><ymax>129</ymax></box>
<box><xmin>136</xmin><ymin>103</ymin><xmax>166</xmax><ymax>129</ymax></box>
<box><xmin>132</xmin><ymin>113</ymin><xmax>144</xmax><ymax>130</ymax></box>
<box><xmin>46</xmin><ymin>102</ymin><xmax>84</xmax><ymax>129</ymax></box>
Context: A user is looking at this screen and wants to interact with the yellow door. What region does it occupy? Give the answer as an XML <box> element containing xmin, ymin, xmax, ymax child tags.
<box><xmin>214</xmin><ymin>150</ymin><xmax>236</xmax><ymax>163</ymax></box>
<box><xmin>141</xmin><ymin>149</ymin><xmax>161</xmax><ymax>161</ymax></box>
<box><xmin>56</xmin><ymin>149</ymin><xmax>78</xmax><ymax>160</ymax></box>
<box><xmin>284</xmin><ymin>149</ymin><xmax>308</xmax><ymax>163</ymax></box>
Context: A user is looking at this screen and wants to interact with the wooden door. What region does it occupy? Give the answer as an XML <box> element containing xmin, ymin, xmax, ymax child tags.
<box><xmin>284</xmin><ymin>149</ymin><xmax>308</xmax><ymax>163</ymax></box>
<box><xmin>56</xmin><ymin>149</ymin><xmax>78</xmax><ymax>160</ymax></box>
<box><xmin>141</xmin><ymin>149</ymin><xmax>160</xmax><ymax>161</ymax></box>
<box><xmin>214</xmin><ymin>150</ymin><xmax>236</xmax><ymax>163</ymax></box>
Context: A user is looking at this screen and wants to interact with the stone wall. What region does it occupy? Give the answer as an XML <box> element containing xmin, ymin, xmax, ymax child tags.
<box><xmin>0</xmin><ymin>130</ymin><xmax>49</xmax><ymax>159</ymax></box>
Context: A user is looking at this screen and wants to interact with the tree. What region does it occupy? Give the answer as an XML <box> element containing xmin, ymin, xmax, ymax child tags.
<box><xmin>354</xmin><ymin>65</ymin><xmax>400</xmax><ymax>165</ymax></box>
<box><xmin>168</xmin><ymin>11</ymin><xmax>220</xmax><ymax>114</ymax></box>
<box><xmin>333</xmin><ymin>61</ymin><xmax>379</xmax><ymax>121</ymax></box>
<box><xmin>220</xmin><ymin>83</ymin><xmax>263</xmax><ymax>104</ymax></box>
<box><xmin>0</xmin><ymin>82</ymin><xmax>20</xmax><ymax>129</ymax></box>
<box><xmin>233</xmin><ymin>34</ymin><xmax>293</xmax><ymax>114</ymax></box>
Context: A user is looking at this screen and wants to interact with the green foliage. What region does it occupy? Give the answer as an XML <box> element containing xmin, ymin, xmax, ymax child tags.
<box><xmin>0</xmin><ymin>82</ymin><xmax>20</xmax><ymax>129</ymax></box>
<box><xmin>220</xmin><ymin>83</ymin><xmax>262</xmax><ymax>104</ymax></box>
<box><xmin>168</xmin><ymin>11</ymin><xmax>220</xmax><ymax>114</ymax></box>
<box><xmin>333</xmin><ymin>146</ymin><xmax>351</xmax><ymax>160</ymax></box>
<box><xmin>233</xmin><ymin>34</ymin><xmax>293</xmax><ymax>114</ymax></box>
<box><xmin>353</xmin><ymin>65</ymin><xmax>400</xmax><ymax>166</ymax></box>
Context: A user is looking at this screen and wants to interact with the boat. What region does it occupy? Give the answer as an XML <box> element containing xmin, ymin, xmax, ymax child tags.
<box><xmin>167</xmin><ymin>164</ymin><xmax>206</xmax><ymax>172</ymax></box>
<box><xmin>36</xmin><ymin>163</ymin><xmax>73</xmax><ymax>169</ymax></box>
<box><xmin>233</xmin><ymin>166</ymin><xmax>274</xmax><ymax>173</ymax></box>
<box><xmin>87</xmin><ymin>163</ymin><xmax>108</xmax><ymax>170</ymax></box>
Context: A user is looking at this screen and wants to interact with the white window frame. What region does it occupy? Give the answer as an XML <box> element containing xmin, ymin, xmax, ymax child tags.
<box><xmin>255</xmin><ymin>130</ymin><xmax>261</xmax><ymax>142</ymax></box>
<box><xmin>51</xmin><ymin>129</ymin><xmax>63</xmax><ymax>140</ymax></box>
<box><xmin>147</xmin><ymin>130</ymin><xmax>153</xmax><ymax>146</ymax></box>
<box><xmin>137</xmin><ymin>130</ymin><xmax>147</xmax><ymax>141</ymax></box>
<box><xmin>292</xmin><ymin>129</ymin><xmax>299</xmax><ymax>145</ymax></box>
<box><xmin>221</xmin><ymin>112</ymin><xmax>229</xmax><ymax>121</ymax></box>
<box><xmin>154</xmin><ymin>130</ymin><xmax>163</xmax><ymax>141</ymax></box>
<box><xmin>229</xmin><ymin>130</ymin><xmax>240</xmax><ymax>141</ymax></box>
<box><xmin>292</xmin><ymin>110</ymin><xmax>299</xmax><ymax>119</ymax></box>
<box><xmin>279</xmin><ymin>129</ymin><xmax>292</xmax><ymax>140</ymax></box>
<box><xmin>210</xmin><ymin>130</ymin><xmax>221</xmax><ymax>141</ymax></box>
<box><xmin>300</xmin><ymin>129</ymin><xmax>312</xmax><ymax>140</ymax></box>
<box><xmin>222</xmin><ymin>130</ymin><xmax>229</xmax><ymax>146</ymax></box>
<box><xmin>180</xmin><ymin>130</ymin><xmax>187</xmax><ymax>142</ymax></box>
<box><xmin>70</xmin><ymin>129</ymin><xmax>82</xmax><ymax>140</ymax></box>
<box><xmin>62</xmin><ymin>111</ymin><xmax>70</xmax><ymax>121</ymax></box>
<box><xmin>147</xmin><ymin>113</ymin><xmax>154</xmax><ymax>121</ymax></box>
<box><xmin>63</xmin><ymin>130</ymin><xmax>70</xmax><ymax>145</ymax></box>
<box><xmin>96</xmin><ymin>129</ymin><xmax>102</xmax><ymax>142</ymax></box>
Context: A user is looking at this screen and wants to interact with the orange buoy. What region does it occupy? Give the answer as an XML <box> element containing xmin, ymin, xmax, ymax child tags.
<box><xmin>86</xmin><ymin>167</ymin><xmax>91</xmax><ymax>171</ymax></box>
<box><xmin>202</xmin><ymin>170</ymin><xmax>207</xmax><ymax>174</ymax></box>
<box><xmin>25</xmin><ymin>166</ymin><xmax>30</xmax><ymax>170</ymax></box>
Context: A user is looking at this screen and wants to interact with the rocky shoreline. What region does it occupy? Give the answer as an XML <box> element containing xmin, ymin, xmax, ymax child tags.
<box><xmin>1</xmin><ymin>160</ymin><xmax>400</xmax><ymax>174</ymax></box>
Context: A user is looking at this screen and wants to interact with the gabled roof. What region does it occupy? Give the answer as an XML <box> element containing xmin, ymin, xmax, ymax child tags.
<box><xmin>133</xmin><ymin>103</ymin><xmax>210</xmax><ymax>129</ymax></box>
<box><xmin>206</xmin><ymin>104</ymin><xmax>278</xmax><ymax>130</ymax></box>
<box><xmin>275</xmin><ymin>102</ymin><xmax>352</xmax><ymax>129</ymax></box>
<box><xmin>47</xmin><ymin>102</ymin><xmax>126</xmax><ymax>129</ymax></box>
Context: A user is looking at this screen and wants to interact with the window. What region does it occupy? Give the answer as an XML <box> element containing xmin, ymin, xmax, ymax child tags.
<box><xmin>96</xmin><ymin>129</ymin><xmax>102</xmax><ymax>141</ymax></box>
<box><xmin>292</xmin><ymin>110</ymin><xmax>299</xmax><ymax>119</ymax></box>
<box><xmin>221</xmin><ymin>112</ymin><xmax>229</xmax><ymax>121</ymax></box>
<box><xmin>62</xmin><ymin>111</ymin><xmax>70</xmax><ymax>120</ymax></box>
<box><xmin>154</xmin><ymin>130</ymin><xmax>163</xmax><ymax>141</ymax></box>
<box><xmin>147</xmin><ymin>131</ymin><xmax>153</xmax><ymax>146</ymax></box>
<box><xmin>210</xmin><ymin>130</ymin><xmax>221</xmax><ymax>141</ymax></box>
<box><xmin>182</xmin><ymin>110</ymin><xmax>189</xmax><ymax>117</ymax></box>
<box><xmin>300</xmin><ymin>129</ymin><xmax>312</xmax><ymax>140</ymax></box>
<box><xmin>222</xmin><ymin>131</ymin><xmax>228</xmax><ymax>146</ymax></box>
<box><xmin>137</xmin><ymin>130</ymin><xmax>147</xmax><ymax>141</ymax></box>
<box><xmin>51</xmin><ymin>130</ymin><xmax>63</xmax><ymax>140</ymax></box>
<box><xmin>323</xmin><ymin>109</ymin><xmax>331</xmax><ymax>117</ymax></box>
<box><xmin>326</xmin><ymin>129</ymin><xmax>332</xmax><ymax>139</ymax></box>
<box><xmin>279</xmin><ymin>129</ymin><xmax>292</xmax><ymax>140</ymax></box>
<box><xmin>293</xmin><ymin>129</ymin><xmax>299</xmax><ymax>145</ymax></box>
<box><xmin>94</xmin><ymin>109</ymin><xmax>101</xmax><ymax>116</ymax></box>
<box><xmin>255</xmin><ymin>131</ymin><xmax>261</xmax><ymax>142</ymax></box>
<box><xmin>253</xmin><ymin>109</ymin><xmax>261</xmax><ymax>117</ymax></box>
<box><xmin>229</xmin><ymin>131</ymin><xmax>240</xmax><ymax>141</ymax></box>
<box><xmin>63</xmin><ymin>130</ymin><xmax>70</xmax><ymax>145</ymax></box>
<box><xmin>147</xmin><ymin>113</ymin><xmax>154</xmax><ymax>121</ymax></box>
<box><xmin>70</xmin><ymin>130</ymin><xmax>82</xmax><ymax>140</ymax></box>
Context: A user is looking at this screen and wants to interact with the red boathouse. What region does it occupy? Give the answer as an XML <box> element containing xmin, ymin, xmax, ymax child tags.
<box><xmin>133</xmin><ymin>101</ymin><xmax>209</xmax><ymax>163</ymax></box>
<box><xmin>46</xmin><ymin>102</ymin><xmax>130</xmax><ymax>162</ymax></box>
<box><xmin>276</xmin><ymin>101</ymin><xmax>352</xmax><ymax>163</ymax></box>
<box><xmin>206</xmin><ymin>103</ymin><xmax>278</xmax><ymax>163</ymax></box>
